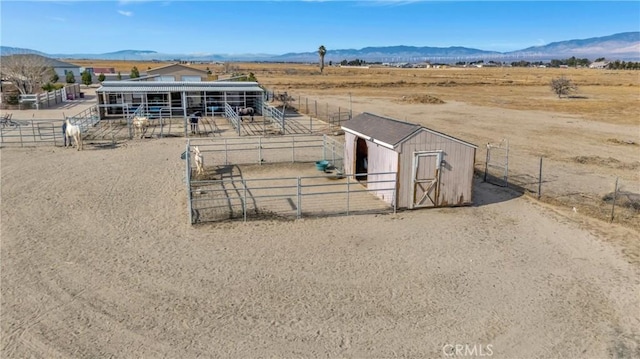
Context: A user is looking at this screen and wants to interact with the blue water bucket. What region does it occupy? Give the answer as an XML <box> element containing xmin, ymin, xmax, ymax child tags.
<box><xmin>315</xmin><ymin>160</ymin><xmax>329</xmax><ymax>171</ymax></box>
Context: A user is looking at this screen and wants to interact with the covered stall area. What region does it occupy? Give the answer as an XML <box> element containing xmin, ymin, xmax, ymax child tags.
<box><xmin>95</xmin><ymin>81</ymin><xmax>264</xmax><ymax>121</ymax></box>
<box><xmin>342</xmin><ymin>112</ymin><xmax>477</xmax><ymax>209</ymax></box>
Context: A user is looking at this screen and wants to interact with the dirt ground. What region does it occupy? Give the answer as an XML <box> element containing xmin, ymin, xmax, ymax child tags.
<box><xmin>1</xmin><ymin>65</ymin><xmax>640</xmax><ymax>358</ymax></box>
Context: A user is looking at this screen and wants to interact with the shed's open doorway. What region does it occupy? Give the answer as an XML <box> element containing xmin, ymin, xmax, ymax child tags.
<box><xmin>355</xmin><ymin>137</ymin><xmax>369</xmax><ymax>183</ymax></box>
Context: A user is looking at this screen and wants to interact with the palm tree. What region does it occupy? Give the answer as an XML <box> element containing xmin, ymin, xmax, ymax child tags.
<box><xmin>318</xmin><ymin>45</ymin><xmax>327</xmax><ymax>73</ymax></box>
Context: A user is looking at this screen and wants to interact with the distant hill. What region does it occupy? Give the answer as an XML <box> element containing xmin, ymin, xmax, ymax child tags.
<box><xmin>505</xmin><ymin>32</ymin><xmax>640</xmax><ymax>61</ymax></box>
<box><xmin>1</xmin><ymin>32</ymin><xmax>638</xmax><ymax>63</ymax></box>
<box><xmin>0</xmin><ymin>46</ymin><xmax>48</xmax><ymax>57</ymax></box>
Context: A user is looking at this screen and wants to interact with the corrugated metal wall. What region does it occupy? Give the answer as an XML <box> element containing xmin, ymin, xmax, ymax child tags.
<box><xmin>397</xmin><ymin>129</ymin><xmax>476</xmax><ymax>208</ymax></box>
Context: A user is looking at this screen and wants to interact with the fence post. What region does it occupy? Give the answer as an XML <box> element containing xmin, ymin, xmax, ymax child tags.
<box><xmin>538</xmin><ymin>156</ymin><xmax>543</xmax><ymax>199</ymax></box>
<box><xmin>323</xmin><ymin>135</ymin><xmax>326</xmax><ymax>160</ymax></box>
<box><xmin>309</xmin><ymin>115</ymin><xmax>312</xmax><ymax>133</ymax></box>
<box><xmin>346</xmin><ymin>175</ymin><xmax>351</xmax><ymax>216</ymax></box>
<box><xmin>484</xmin><ymin>144</ymin><xmax>489</xmax><ymax>182</ymax></box>
<box><xmin>505</xmin><ymin>142</ymin><xmax>509</xmax><ymax>188</ymax></box>
<box><xmin>292</xmin><ymin>136</ymin><xmax>295</xmax><ymax>163</ymax></box>
<box><xmin>332</xmin><ymin>141</ymin><xmax>336</xmax><ymax>165</ymax></box>
<box><xmin>243</xmin><ymin>180</ymin><xmax>248</xmax><ymax>222</ymax></box>
<box><xmin>393</xmin><ymin>175</ymin><xmax>397</xmax><ymax>214</ymax></box>
<box><xmin>258</xmin><ymin>137</ymin><xmax>262</xmax><ymax>165</ymax></box>
<box><xmin>224</xmin><ymin>138</ymin><xmax>228</xmax><ymax>165</ymax></box>
<box><xmin>610</xmin><ymin>177</ymin><xmax>619</xmax><ymax>223</ymax></box>
<box><xmin>19</xmin><ymin>124</ymin><xmax>23</xmax><ymax>147</ymax></box>
<box><xmin>31</xmin><ymin>120</ymin><xmax>36</xmax><ymax>143</ymax></box>
<box><xmin>297</xmin><ymin>177</ymin><xmax>302</xmax><ymax>219</ymax></box>
<box><xmin>314</xmin><ymin>101</ymin><xmax>318</xmax><ymax>117</ymax></box>
<box><xmin>186</xmin><ymin>141</ymin><xmax>193</xmax><ymax>225</ymax></box>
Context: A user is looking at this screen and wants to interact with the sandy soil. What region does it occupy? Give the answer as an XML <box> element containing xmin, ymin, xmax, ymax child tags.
<box><xmin>1</xmin><ymin>133</ymin><xmax>639</xmax><ymax>358</ymax></box>
<box><xmin>2</xmin><ymin>83</ymin><xmax>640</xmax><ymax>357</ymax></box>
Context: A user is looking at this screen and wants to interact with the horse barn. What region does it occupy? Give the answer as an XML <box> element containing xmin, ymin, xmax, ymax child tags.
<box><xmin>341</xmin><ymin>112</ymin><xmax>477</xmax><ymax>209</ymax></box>
<box><xmin>95</xmin><ymin>81</ymin><xmax>264</xmax><ymax>120</ymax></box>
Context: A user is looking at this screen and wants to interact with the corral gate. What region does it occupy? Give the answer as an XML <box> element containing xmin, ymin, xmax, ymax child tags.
<box><xmin>484</xmin><ymin>139</ymin><xmax>509</xmax><ymax>187</ymax></box>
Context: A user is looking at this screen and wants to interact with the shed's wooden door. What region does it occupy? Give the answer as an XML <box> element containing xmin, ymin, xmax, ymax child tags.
<box><xmin>411</xmin><ymin>151</ymin><xmax>442</xmax><ymax>208</ymax></box>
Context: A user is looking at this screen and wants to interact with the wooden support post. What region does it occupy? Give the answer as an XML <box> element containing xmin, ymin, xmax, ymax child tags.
<box><xmin>538</xmin><ymin>156</ymin><xmax>543</xmax><ymax>199</ymax></box>
<box><xmin>610</xmin><ymin>177</ymin><xmax>619</xmax><ymax>223</ymax></box>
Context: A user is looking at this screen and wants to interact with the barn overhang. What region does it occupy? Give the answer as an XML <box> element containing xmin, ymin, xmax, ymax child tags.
<box><xmin>96</xmin><ymin>81</ymin><xmax>264</xmax><ymax>94</ymax></box>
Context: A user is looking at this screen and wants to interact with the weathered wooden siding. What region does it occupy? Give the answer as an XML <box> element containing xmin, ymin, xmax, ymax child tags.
<box><xmin>397</xmin><ymin>129</ymin><xmax>476</xmax><ymax>208</ymax></box>
<box><xmin>366</xmin><ymin>142</ymin><xmax>398</xmax><ymax>206</ymax></box>
<box><xmin>343</xmin><ymin>132</ymin><xmax>356</xmax><ymax>175</ymax></box>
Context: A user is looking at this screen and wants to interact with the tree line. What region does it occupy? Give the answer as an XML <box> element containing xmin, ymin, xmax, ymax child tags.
<box><xmin>510</xmin><ymin>56</ymin><xmax>640</xmax><ymax>69</ymax></box>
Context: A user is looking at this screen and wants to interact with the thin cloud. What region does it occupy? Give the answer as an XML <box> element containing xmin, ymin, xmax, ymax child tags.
<box><xmin>118</xmin><ymin>10</ymin><xmax>134</xmax><ymax>16</ymax></box>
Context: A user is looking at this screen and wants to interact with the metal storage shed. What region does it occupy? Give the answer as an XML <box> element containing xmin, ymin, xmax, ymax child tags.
<box><xmin>341</xmin><ymin>112</ymin><xmax>477</xmax><ymax>209</ymax></box>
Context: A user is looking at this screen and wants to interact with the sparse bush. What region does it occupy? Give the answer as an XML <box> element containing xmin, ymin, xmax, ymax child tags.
<box><xmin>65</xmin><ymin>71</ymin><xmax>76</xmax><ymax>84</ymax></box>
<box><xmin>130</xmin><ymin>66</ymin><xmax>140</xmax><ymax>79</ymax></box>
<box><xmin>5</xmin><ymin>94</ymin><xmax>19</xmax><ymax>105</ymax></box>
<box><xmin>42</xmin><ymin>82</ymin><xmax>55</xmax><ymax>92</ymax></box>
<box><xmin>81</xmin><ymin>70</ymin><xmax>92</xmax><ymax>86</ymax></box>
<box><xmin>550</xmin><ymin>76</ymin><xmax>577</xmax><ymax>98</ymax></box>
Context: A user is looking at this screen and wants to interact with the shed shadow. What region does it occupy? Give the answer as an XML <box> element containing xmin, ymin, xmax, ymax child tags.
<box><xmin>471</xmin><ymin>171</ymin><xmax>526</xmax><ymax>207</ymax></box>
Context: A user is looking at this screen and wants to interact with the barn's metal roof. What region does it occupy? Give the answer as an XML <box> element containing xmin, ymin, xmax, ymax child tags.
<box><xmin>96</xmin><ymin>81</ymin><xmax>263</xmax><ymax>93</ymax></box>
<box><xmin>342</xmin><ymin>112</ymin><xmax>477</xmax><ymax>149</ymax></box>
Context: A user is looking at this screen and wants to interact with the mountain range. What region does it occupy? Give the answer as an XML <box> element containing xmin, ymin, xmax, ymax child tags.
<box><xmin>1</xmin><ymin>32</ymin><xmax>638</xmax><ymax>63</ymax></box>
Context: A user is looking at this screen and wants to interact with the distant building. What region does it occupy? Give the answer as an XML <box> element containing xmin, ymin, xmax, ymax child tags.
<box><xmin>147</xmin><ymin>63</ymin><xmax>209</xmax><ymax>82</ymax></box>
<box><xmin>589</xmin><ymin>61</ymin><xmax>610</xmax><ymax>69</ymax></box>
<box><xmin>84</xmin><ymin>67</ymin><xmax>116</xmax><ymax>75</ymax></box>
<box><xmin>1</xmin><ymin>54</ymin><xmax>81</xmax><ymax>81</ymax></box>
<box><xmin>43</xmin><ymin>57</ymin><xmax>82</xmax><ymax>81</ymax></box>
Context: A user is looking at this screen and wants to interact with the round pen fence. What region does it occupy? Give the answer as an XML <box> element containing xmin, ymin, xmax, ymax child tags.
<box><xmin>185</xmin><ymin>135</ymin><xmax>397</xmax><ymax>224</ymax></box>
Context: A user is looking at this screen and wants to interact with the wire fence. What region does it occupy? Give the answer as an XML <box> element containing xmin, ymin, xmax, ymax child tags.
<box><xmin>481</xmin><ymin>141</ymin><xmax>639</xmax><ymax>229</ymax></box>
<box><xmin>266</xmin><ymin>90</ymin><xmax>353</xmax><ymax>130</ymax></box>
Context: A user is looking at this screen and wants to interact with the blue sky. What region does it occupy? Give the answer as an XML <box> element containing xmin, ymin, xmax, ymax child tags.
<box><xmin>1</xmin><ymin>1</ymin><xmax>638</xmax><ymax>55</ymax></box>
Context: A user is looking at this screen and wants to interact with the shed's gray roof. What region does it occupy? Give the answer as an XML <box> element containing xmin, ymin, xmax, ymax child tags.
<box><xmin>96</xmin><ymin>81</ymin><xmax>263</xmax><ymax>93</ymax></box>
<box><xmin>343</xmin><ymin>112</ymin><xmax>422</xmax><ymax>147</ymax></box>
<box><xmin>342</xmin><ymin>112</ymin><xmax>477</xmax><ymax>149</ymax></box>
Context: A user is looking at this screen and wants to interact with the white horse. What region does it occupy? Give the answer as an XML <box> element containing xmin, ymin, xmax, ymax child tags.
<box><xmin>132</xmin><ymin>116</ymin><xmax>150</xmax><ymax>139</ymax></box>
<box><xmin>64</xmin><ymin>118</ymin><xmax>83</xmax><ymax>151</ymax></box>
<box><xmin>237</xmin><ymin>107</ymin><xmax>254</xmax><ymax>122</ymax></box>
<box><xmin>191</xmin><ymin>146</ymin><xmax>204</xmax><ymax>176</ymax></box>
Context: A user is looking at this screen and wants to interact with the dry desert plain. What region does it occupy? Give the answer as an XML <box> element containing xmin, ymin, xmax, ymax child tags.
<box><xmin>1</xmin><ymin>62</ymin><xmax>639</xmax><ymax>358</ymax></box>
